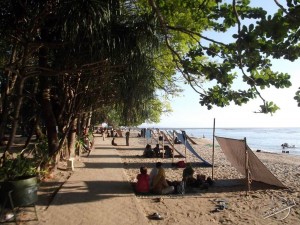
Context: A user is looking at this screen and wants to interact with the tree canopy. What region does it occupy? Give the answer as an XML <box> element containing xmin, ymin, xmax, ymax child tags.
<box><xmin>145</xmin><ymin>0</ymin><xmax>300</xmax><ymax>114</ymax></box>
<box><xmin>1</xmin><ymin>0</ymin><xmax>300</xmax><ymax>158</ymax></box>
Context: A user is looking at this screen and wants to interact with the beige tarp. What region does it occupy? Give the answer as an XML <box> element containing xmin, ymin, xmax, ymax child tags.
<box><xmin>215</xmin><ymin>136</ymin><xmax>285</xmax><ymax>188</ymax></box>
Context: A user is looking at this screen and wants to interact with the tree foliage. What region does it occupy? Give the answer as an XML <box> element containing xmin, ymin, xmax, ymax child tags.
<box><xmin>145</xmin><ymin>0</ymin><xmax>300</xmax><ymax>114</ymax></box>
<box><xmin>1</xmin><ymin>0</ymin><xmax>300</xmax><ymax>159</ymax></box>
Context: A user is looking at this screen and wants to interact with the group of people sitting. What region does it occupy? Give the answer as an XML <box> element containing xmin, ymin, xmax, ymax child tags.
<box><xmin>143</xmin><ymin>144</ymin><xmax>173</xmax><ymax>158</ymax></box>
<box><xmin>134</xmin><ymin>162</ymin><xmax>213</xmax><ymax>195</ymax></box>
<box><xmin>135</xmin><ymin>162</ymin><xmax>174</xmax><ymax>195</ymax></box>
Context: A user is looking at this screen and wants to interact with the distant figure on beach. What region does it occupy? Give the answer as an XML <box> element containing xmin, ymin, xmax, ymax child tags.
<box><xmin>135</xmin><ymin>166</ymin><xmax>150</xmax><ymax>194</ymax></box>
<box><xmin>141</xmin><ymin>128</ymin><xmax>146</xmax><ymax>138</ymax></box>
<box><xmin>174</xmin><ymin>137</ymin><xmax>181</xmax><ymax>144</ymax></box>
<box><xmin>150</xmin><ymin>162</ymin><xmax>174</xmax><ymax>195</ymax></box>
<box><xmin>125</xmin><ymin>130</ymin><xmax>130</xmax><ymax>146</ymax></box>
<box><xmin>153</xmin><ymin>144</ymin><xmax>161</xmax><ymax>157</ymax></box>
<box><xmin>164</xmin><ymin>145</ymin><xmax>173</xmax><ymax>158</ymax></box>
<box><xmin>112</xmin><ymin>138</ymin><xmax>117</xmax><ymax>146</ymax></box>
<box><xmin>143</xmin><ymin>144</ymin><xmax>154</xmax><ymax>158</ymax></box>
<box><xmin>102</xmin><ymin>128</ymin><xmax>107</xmax><ymax>140</ymax></box>
<box><xmin>182</xmin><ymin>164</ymin><xmax>197</xmax><ymax>188</ymax></box>
<box><xmin>110</xmin><ymin>128</ymin><xmax>114</xmax><ymax>137</ymax></box>
<box><xmin>281</xmin><ymin>143</ymin><xmax>286</xmax><ymax>149</ymax></box>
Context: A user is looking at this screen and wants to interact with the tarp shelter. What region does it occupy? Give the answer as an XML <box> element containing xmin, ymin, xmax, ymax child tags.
<box><xmin>175</xmin><ymin>131</ymin><xmax>212</xmax><ymax>167</ymax></box>
<box><xmin>215</xmin><ymin>136</ymin><xmax>285</xmax><ymax>188</ymax></box>
<box><xmin>161</xmin><ymin>131</ymin><xmax>185</xmax><ymax>158</ymax></box>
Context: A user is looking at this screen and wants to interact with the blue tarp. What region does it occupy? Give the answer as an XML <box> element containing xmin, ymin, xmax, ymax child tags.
<box><xmin>175</xmin><ymin>131</ymin><xmax>212</xmax><ymax>167</ymax></box>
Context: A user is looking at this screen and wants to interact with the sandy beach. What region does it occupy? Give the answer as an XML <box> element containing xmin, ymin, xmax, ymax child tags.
<box><xmin>5</xmin><ymin>131</ymin><xmax>299</xmax><ymax>225</ymax></box>
<box><xmin>115</xmin><ymin>130</ymin><xmax>300</xmax><ymax>225</ymax></box>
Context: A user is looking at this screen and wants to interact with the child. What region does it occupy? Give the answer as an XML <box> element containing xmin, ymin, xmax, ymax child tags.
<box><xmin>135</xmin><ymin>166</ymin><xmax>150</xmax><ymax>194</ymax></box>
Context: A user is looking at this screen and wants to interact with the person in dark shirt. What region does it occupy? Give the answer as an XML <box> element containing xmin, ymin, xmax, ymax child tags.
<box><xmin>153</xmin><ymin>144</ymin><xmax>160</xmax><ymax>157</ymax></box>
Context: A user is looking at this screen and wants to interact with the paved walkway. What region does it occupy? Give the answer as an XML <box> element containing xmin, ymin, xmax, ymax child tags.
<box><xmin>35</xmin><ymin>136</ymin><xmax>149</xmax><ymax>225</ymax></box>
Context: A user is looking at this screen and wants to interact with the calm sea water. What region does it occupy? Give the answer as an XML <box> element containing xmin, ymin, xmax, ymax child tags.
<box><xmin>158</xmin><ymin>128</ymin><xmax>300</xmax><ymax>156</ymax></box>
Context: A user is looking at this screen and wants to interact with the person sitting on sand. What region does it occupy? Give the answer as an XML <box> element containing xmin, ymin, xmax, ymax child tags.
<box><xmin>174</xmin><ymin>137</ymin><xmax>181</xmax><ymax>144</ymax></box>
<box><xmin>153</xmin><ymin>144</ymin><xmax>161</xmax><ymax>157</ymax></box>
<box><xmin>135</xmin><ymin>166</ymin><xmax>150</xmax><ymax>194</ymax></box>
<box><xmin>182</xmin><ymin>163</ymin><xmax>198</xmax><ymax>188</ymax></box>
<box><xmin>164</xmin><ymin>145</ymin><xmax>173</xmax><ymax>158</ymax></box>
<box><xmin>143</xmin><ymin>144</ymin><xmax>154</xmax><ymax>158</ymax></box>
<box><xmin>151</xmin><ymin>162</ymin><xmax>174</xmax><ymax>195</ymax></box>
<box><xmin>112</xmin><ymin>137</ymin><xmax>117</xmax><ymax>146</ymax></box>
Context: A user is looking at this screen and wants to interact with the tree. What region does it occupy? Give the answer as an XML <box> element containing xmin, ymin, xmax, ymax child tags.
<box><xmin>0</xmin><ymin>0</ymin><xmax>168</xmax><ymax>161</ymax></box>
<box><xmin>146</xmin><ymin>0</ymin><xmax>298</xmax><ymax>114</ymax></box>
<box><xmin>2</xmin><ymin>0</ymin><xmax>300</xmax><ymax>170</ymax></box>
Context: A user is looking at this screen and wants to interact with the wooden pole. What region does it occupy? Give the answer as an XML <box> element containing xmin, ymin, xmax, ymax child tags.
<box><xmin>212</xmin><ymin>118</ymin><xmax>215</xmax><ymax>180</ymax></box>
<box><xmin>172</xmin><ymin>130</ymin><xmax>175</xmax><ymax>164</ymax></box>
<box><xmin>244</xmin><ymin>137</ymin><xmax>250</xmax><ymax>195</ymax></box>
<box><xmin>161</xmin><ymin>131</ymin><xmax>165</xmax><ymax>158</ymax></box>
<box><xmin>182</xmin><ymin>131</ymin><xmax>187</xmax><ymax>163</ymax></box>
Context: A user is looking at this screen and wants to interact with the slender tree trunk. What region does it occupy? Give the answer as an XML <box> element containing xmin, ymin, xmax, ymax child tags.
<box><xmin>0</xmin><ymin>92</ymin><xmax>11</xmax><ymax>145</ymax></box>
<box><xmin>41</xmin><ymin>87</ymin><xmax>59</xmax><ymax>157</ymax></box>
<box><xmin>35</xmin><ymin>118</ymin><xmax>45</xmax><ymax>140</ymax></box>
<box><xmin>68</xmin><ymin>118</ymin><xmax>77</xmax><ymax>158</ymax></box>
<box><xmin>39</xmin><ymin>26</ymin><xmax>59</xmax><ymax>157</ymax></box>
<box><xmin>23</xmin><ymin>115</ymin><xmax>44</xmax><ymax>148</ymax></box>
<box><xmin>0</xmin><ymin>45</ymin><xmax>18</xmax><ymax>145</ymax></box>
<box><xmin>5</xmin><ymin>77</ymin><xmax>26</xmax><ymax>151</ymax></box>
<box><xmin>86</xmin><ymin>111</ymin><xmax>92</xmax><ymax>132</ymax></box>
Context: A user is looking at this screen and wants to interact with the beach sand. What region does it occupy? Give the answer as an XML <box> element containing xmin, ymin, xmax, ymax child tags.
<box><xmin>5</xmin><ymin>132</ymin><xmax>299</xmax><ymax>224</ymax></box>
<box><xmin>116</xmin><ymin>130</ymin><xmax>300</xmax><ymax>225</ymax></box>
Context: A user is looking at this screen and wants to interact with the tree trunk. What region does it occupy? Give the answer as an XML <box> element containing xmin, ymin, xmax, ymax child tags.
<box><xmin>39</xmin><ymin>26</ymin><xmax>59</xmax><ymax>157</ymax></box>
<box><xmin>86</xmin><ymin>111</ymin><xmax>92</xmax><ymax>132</ymax></box>
<box><xmin>0</xmin><ymin>92</ymin><xmax>11</xmax><ymax>145</ymax></box>
<box><xmin>0</xmin><ymin>44</ymin><xmax>18</xmax><ymax>145</ymax></box>
<box><xmin>5</xmin><ymin>77</ymin><xmax>25</xmax><ymax>151</ymax></box>
<box><xmin>68</xmin><ymin>118</ymin><xmax>77</xmax><ymax>158</ymax></box>
<box><xmin>23</xmin><ymin>115</ymin><xmax>44</xmax><ymax>148</ymax></box>
<box><xmin>41</xmin><ymin>87</ymin><xmax>59</xmax><ymax>157</ymax></box>
<box><xmin>35</xmin><ymin>119</ymin><xmax>45</xmax><ymax>140</ymax></box>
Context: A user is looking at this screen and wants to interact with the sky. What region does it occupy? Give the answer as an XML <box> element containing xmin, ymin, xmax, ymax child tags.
<box><xmin>140</xmin><ymin>1</ymin><xmax>300</xmax><ymax>128</ymax></box>
<box><xmin>141</xmin><ymin>59</ymin><xmax>300</xmax><ymax>128</ymax></box>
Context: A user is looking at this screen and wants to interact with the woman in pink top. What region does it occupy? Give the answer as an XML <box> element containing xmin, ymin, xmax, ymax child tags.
<box><xmin>135</xmin><ymin>166</ymin><xmax>150</xmax><ymax>194</ymax></box>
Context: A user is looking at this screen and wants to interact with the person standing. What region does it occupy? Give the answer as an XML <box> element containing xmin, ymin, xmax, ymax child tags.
<box><xmin>125</xmin><ymin>130</ymin><xmax>130</xmax><ymax>146</ymax></box>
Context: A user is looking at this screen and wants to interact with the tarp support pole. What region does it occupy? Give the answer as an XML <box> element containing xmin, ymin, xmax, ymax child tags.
<box><xmin>172</xmin><ymin>130</ymin><xmax>175</xmax><ymax>164</ymax></box>
<box><xmin>212</xmin><ymin>118</ymin><xmax>215</xmax><ymax>180</ymax></box>
<box><xmin>182</xmin><ymin>131</ymin><xmax>187</xmax><ymax>163</ymax></box>
<box><xmin>161</xmin><ymin>131</ymin><xmax>165</xmax><ymax>158</ymax></box>
<box><xmin>244</xmin><ymin>137</ymin><xmax>250</xmax><ymax>195</ymax></box>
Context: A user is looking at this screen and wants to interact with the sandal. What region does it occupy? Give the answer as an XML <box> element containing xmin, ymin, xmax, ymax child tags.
<box><xmin>216</xmin><ymin>201</ymin><xmax>227</xmax><ymax>211</ymax></box>
<box><xmin>148</xmin><ymin>212</ymin><xmax>164</xmax><ymax>220</ymax></box>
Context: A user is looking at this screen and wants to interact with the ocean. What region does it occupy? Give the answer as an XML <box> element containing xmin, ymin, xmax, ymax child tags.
<box><xmin>158</xmin><ymin>127</ymin><xmax>300</xmax><ymax>156</ymax></box>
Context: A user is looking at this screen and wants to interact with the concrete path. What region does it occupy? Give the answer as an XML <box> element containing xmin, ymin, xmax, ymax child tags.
<box><xmin>35</xmin><ymin>136</ymin><xmax>149</xmax><ymax>225</ymax></box>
